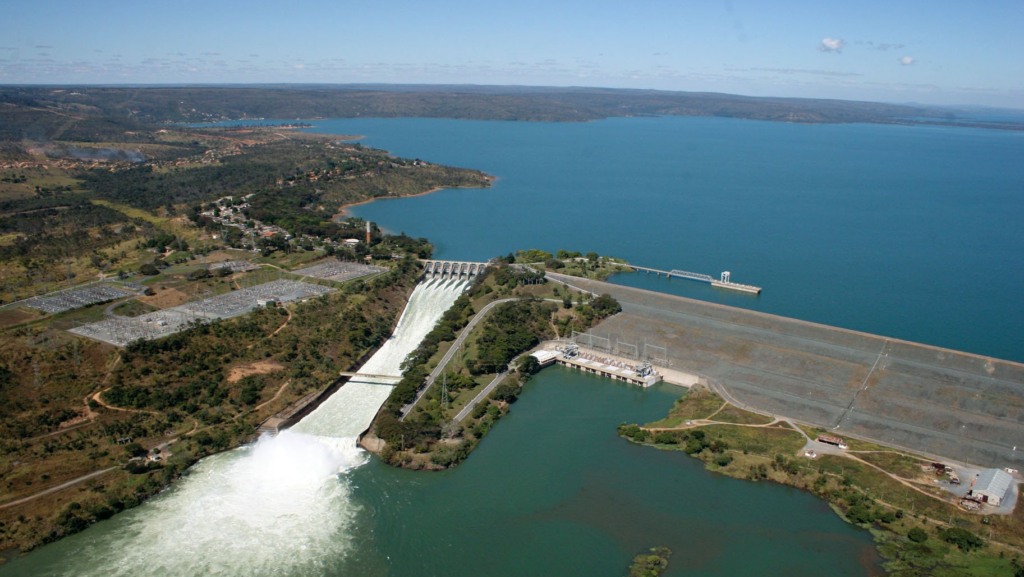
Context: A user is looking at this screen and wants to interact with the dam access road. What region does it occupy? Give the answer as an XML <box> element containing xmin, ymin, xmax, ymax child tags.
<box><xmin>546</xmin><ymin>273</ymin><xmax>1024</xmax><ymax>471</ymax></box>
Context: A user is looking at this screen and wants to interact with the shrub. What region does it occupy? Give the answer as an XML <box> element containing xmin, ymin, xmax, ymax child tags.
<box><xmin>907</xmin><ymin>527</ymin><xmax>928</xmax><ymax>543</ymax></box>
<box><xmin>653</xmin><ymin>431</ymin><xmax>679</xmax><ymax>445</ymax></box>
<box><xmin>939</xmin><ymin>527</ymin><xmax>984</xmax><ymax>551</ymax></box>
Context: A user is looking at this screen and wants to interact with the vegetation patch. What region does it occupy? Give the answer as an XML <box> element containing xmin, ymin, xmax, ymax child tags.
<box><xmin>111</xmin><ymin>299</ymin><xmax>158</xmax><ymax>318</ymax></box>
<box><xmin>627</xmin><ymin>546</ymin><xmax>672</xmax><ymax>577</ymax></box>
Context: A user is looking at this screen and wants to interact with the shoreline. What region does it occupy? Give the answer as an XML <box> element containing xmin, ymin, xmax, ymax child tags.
<box><xmin>333</xmin><ymin>175</ymin><xmax>497</xmax><ymax>219</ymax></box>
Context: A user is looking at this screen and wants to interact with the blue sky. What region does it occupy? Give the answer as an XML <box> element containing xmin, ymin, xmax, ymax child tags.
<box><xmin>2</xmin><ymin>0</ymin><xmax>1022</xmax><ymax>108</ymax></box>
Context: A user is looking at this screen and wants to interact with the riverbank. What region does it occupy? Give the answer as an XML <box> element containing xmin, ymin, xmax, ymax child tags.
<box><xmin>620</xmin><ymin>386</ymin><xmax>1024</xmax><ymax>576</ymax></box>
<box><xmin>334</xmin><ymin>186</ymin><xmax>444</xmax><ymax>219</ymax></box>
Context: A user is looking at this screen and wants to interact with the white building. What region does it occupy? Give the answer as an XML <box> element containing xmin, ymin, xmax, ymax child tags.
<box><xmin>530</xmin><ymin>350</ymin><xmax>559</xmax><ymax>367</ymax></box>
<box><xmin>971</xmin><ymin>468</ymin><xmax>1014</xmax><ymax>506</ymax></box>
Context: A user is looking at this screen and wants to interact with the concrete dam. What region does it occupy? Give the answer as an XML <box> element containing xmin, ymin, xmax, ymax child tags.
<box><xmin>546</xmin><ymin>272</ymin><xmax>1024</xmax><ymax>470</ymax></box>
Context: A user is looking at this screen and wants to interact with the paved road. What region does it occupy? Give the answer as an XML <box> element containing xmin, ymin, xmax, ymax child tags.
<box><xmin>0</xmin><ymin>467</ymin><xmax>119</xmax><ymax>510</ymax></box>
<box><xmin>453</xmin><ymin>371</ymin><xmax>509</xmax><ymax>423</ymax></box>
<box><xmin>400</xmin><ymin>298</ymin><xmax>519</xmax><ymax>419</ymax></box>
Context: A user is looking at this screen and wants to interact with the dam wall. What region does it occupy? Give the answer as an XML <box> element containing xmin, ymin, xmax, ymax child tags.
<box><xmin>546</xmin><ymin>272</ymin><xmax>1024</xmax><ymax>470</ymax></box>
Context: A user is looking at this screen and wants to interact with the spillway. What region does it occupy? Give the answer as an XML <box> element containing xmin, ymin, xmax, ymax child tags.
<box><xmin>12</xmin><ymin>278</ymin><xmax>467</xmax><ymax>577</ymax></box>
<box><xmin>294</xmin><ymin>276</ymin><xmax>467</xmax><ymax>438</ymax></box>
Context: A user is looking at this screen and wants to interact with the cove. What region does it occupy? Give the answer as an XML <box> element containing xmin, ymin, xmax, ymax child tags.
<box><xmin>339</xmin><ymin>367</ymin><xmax>880</xmax><ymax>577</ymax></box>
<box><xmin>321</xmin><ymin>116</ymin><xmax>1024</xmax><ymax>363</ymax></box>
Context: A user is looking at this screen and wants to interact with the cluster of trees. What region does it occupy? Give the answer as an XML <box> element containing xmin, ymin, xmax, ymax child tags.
<box><xmin>489</xmin><ymin>264</ymin><xmax>545</xmax><ymax>287</ymax></box>
<box><xmin>841</xmin><ymin>491</ymin><xmax>901</xmax><ymax>526</ymax></box>
<box><xmin>78</xmin><ymin>160</ymin><xmax>282</xmax><ymax>211</ymax></box>
<box><xmin>141</xmin><ymin>233</ymin><xmax>187</xmax><ymax>253</ymax></box>
<box><xmin>386</xmin><ymin>292</ymin><xmax>477</xmax><ymax>413</ymax></box>
<box><xmin>467</xmin><ymin>299</ymin><xmax>556</xmax><ymax>375</ymax></box>
<box><xmin>618</xmin><ymin>425</ymin><xmax>729</xmax><ymax>461</ymax></box>
<box><xmin>509</xmin><ymin>248</ymin><xmax>552</xmax><ymax>263</ymax></box>
<box><xmin>938</xmin><ymin>527</ymin><xmax>985</xmax><ymax>551</ymax></box>
<box><xmin>0</xmin><ymin>195</ymin><xmax>135</xmax><ymax>261</ymax></box>
<box><xmin>628</xmin><ymin>547</ymin><xmax>672</xmax><ymax>577</ymax></box>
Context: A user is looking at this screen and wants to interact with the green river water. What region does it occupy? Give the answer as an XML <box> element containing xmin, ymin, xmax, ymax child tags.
<box><xmin>335</xmin><ymin>368</ymin><xmax>879</xmax><ymax>577</ymax></box>
<box><xmin>1</xmin><ymin>367</ymin><xmax>879</xmax><ymax>576</ymax></box>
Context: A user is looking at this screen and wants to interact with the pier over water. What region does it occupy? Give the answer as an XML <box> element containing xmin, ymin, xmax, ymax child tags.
<box><xmin>629</xmin><ymin>264</ymin><xmax>762</xmax><ymax>294</ymax></box>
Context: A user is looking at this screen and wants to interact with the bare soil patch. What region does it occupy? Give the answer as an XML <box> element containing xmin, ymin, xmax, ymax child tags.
<box><xmin>227</xmin><ymin>359</ymin><xmax>284</xmax><ymax>383</ymax></box>
<box><xmin>0</xmin><ymin>307</ymin><xmax>39</xmax><ymax>328</ymax></box>
<box><xmin>137</xmin><ymin>286</ymin><xmax>187</xmax><ymax>309</ymax></box>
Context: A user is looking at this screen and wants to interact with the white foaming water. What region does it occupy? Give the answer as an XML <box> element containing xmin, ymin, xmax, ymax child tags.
<box><xmin>296</xmin><ymin>276</ymin><xmax>468</xmax><ymax>437</ymax></box>
<box><xmin>62</xmin><ymin>278</ymin><xmax>467</xmax><ymax>577</ymax></box>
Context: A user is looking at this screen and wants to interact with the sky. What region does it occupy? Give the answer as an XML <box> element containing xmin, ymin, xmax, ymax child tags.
<box><xmin>1</xmin><ymin>0</ymin><xmax>1022</xmax><ymax>108</ymax></box>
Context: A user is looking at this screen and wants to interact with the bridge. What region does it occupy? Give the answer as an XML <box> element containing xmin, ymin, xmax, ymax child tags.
<box><xmin>338</xmin><ymin>371</ymin><xmax>402</xmax><ymax>383</ymax></box>
<box><xmin>629</xmin><ymin>264</ymin><xmax>760</xmax><ymax>294</ymax></box>
<box><xmin>421</xmin><ymin>259</ymin><xmax>490</xmax><ymax>279</ymax></box>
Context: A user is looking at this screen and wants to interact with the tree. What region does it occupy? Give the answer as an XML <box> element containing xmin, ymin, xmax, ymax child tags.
<box><xmin>590</xmin><ymin>294</ymin><xmax>621</xmax><ymax>318</ymax></box>
<box><xmin>491</xmin><ymin>382</ymin><xmax>520</xmax><ymax>403</ymax></box>
<box><xmin>517</xmin><ymin>355</ymin><xmax>541</xmax><ymax>375</ymax></box>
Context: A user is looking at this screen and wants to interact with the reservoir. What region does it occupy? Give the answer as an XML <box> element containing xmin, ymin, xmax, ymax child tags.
<box><xmin>331</xmin><ymin>116</ymin><xmax>1024</xmax><ymax>363</ymax></box>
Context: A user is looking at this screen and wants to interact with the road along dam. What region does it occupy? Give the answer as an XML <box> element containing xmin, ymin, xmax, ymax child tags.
<box><xmin>546</xmin><ymin>273</ymin><xmax>1024</xmax><ymax>470</ymax></box>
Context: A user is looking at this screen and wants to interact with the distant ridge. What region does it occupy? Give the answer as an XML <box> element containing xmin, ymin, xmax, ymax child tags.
<box><xmin>2</xmin><ymin>84</ymin><xmax>1022</xmax><ymax>138</ymax></box>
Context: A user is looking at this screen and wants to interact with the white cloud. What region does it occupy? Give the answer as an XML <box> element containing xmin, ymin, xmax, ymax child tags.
<box><xmin>819</xmin><ymin>38</ymin><xmax>845</xmax><ymax>53</ymax></box>
<box><xmin>899</xmin><ymin>56</ymin><xmax>915</xmax><ymax>66</ymax></box>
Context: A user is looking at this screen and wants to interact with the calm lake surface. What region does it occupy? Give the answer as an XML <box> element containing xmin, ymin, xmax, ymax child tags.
<box><xmin>325</xmin><ymin>116</ymin><xmax>1024</xmax><ymax>363</ymax></box>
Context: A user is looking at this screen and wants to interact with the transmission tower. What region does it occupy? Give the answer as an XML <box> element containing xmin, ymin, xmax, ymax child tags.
<box><xmin>441</xmin><ymin>373</ymin><xmax>449</xmax><ymax>412</ymax></box>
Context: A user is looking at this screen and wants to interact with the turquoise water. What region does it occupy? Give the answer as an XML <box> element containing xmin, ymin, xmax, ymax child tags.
<box><xmin>319</xmin><ymin>116</ymin><xmax>1024</xmax><ymax>362</ymax></box>
<box><xmin>332</xmin><ymin>369</ymin><xmax>880</xmax><ymax>577</ymax></box>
